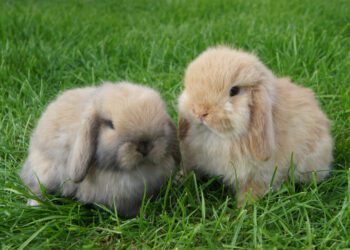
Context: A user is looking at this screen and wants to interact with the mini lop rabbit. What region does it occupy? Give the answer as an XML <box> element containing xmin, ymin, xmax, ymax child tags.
<box><xmin>178</xmin><ymin>47</ymin><xmax>333</xmax><ymax>205</ymax></box>
<box><xmin>21</xmin><ymin>82</ymin><xmax>180</xmax><ymax>217</ymax></box>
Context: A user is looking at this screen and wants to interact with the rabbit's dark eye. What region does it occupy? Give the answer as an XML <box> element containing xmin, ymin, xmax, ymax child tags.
<box><xmin>230</xmin><ymin>86</ymin><xmax>240</xmax><ymax>97</ymax></box>
<box><xmin>103</xmin><ymin>119</ymin><xmax>114</xmax><ymax>129</ymax></box>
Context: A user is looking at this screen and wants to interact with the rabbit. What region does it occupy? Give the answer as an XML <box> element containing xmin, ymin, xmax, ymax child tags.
<box><xmin>178</xmin><ymin>46</ymin><xmax>333</xmax><ymax>206</ymax></box>
<box><xmin>20</xmin><ymin>81</ymin><xmax>180</xmax><ymax>217</ymax></box>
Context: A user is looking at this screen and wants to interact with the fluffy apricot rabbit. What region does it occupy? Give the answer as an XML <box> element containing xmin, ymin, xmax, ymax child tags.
<box><xmin>178</xmin><ymin>46</ymin><xmax>333</xmax><ymax>205</ymax></box>
<box><xmin>21</xmin><ymin>82</ymin><xmax>180</xmax><ymax>217</ymax></box>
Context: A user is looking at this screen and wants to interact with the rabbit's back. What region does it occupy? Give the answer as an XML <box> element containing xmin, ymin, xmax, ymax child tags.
<box><xmin>273</xmin><ymin>78</ymin><xmax>333</xmax><ymax>181</ymax></box>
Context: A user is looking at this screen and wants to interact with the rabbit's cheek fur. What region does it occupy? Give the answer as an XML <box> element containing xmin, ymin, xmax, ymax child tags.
<box><xmin>148</xmin><ymin>138</ymin><xmax>167</xmax><ymax>163</ymax></box>
<box><xmin>117</xmin><ymin>142</ymin><xmax>142</xmax><ymax>170</ymax></box>
<box><xmin>95</xmin><ymin>143</ymin><xmax>119</xmax><ymax>170</ymax></box>
<box><xmin>95</xmin><ymin>131</ymin><xmax>120</xmax><ymax>170</ymax></box>
<box><xmin>222</xmin><ymin>100</ymin><xmax>251</xmax><ymax>138</ymax></box>
<box><xmin>197</xmin><ymin>101</ymin><xmax>250</xmax><ymax>138</ymax></box>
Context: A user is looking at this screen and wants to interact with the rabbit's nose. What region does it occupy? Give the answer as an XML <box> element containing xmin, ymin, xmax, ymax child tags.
<box><xmin>198</xmin><ymin>112</ymin><xmax>208</xmax><ymax>122</ymax></box>
<box><xmin>193</xmin><ymin>106</ymin><xmax>209</xmax><ymax>122</ymax></box>
<box><xmin>136</xmin><ymin>140</ymin><xmax>153</xmax><ymax>156</ymax></box>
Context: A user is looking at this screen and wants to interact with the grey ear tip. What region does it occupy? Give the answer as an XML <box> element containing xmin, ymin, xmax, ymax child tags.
<box><xmin>69</xmin><ymin>169</ymin><xmax>86</xmax><ymax>183</ymax></box>
<box><xmin>71</xmin><ymin>175</ymin><xmax>85</xmax><ymax>183</ymax></box>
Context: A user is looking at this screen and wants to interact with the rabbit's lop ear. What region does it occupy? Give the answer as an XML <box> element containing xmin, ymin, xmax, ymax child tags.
<box><xmin>246</xmin><ymin>86</ymin><xmax>275</xmax><ymax>161</ymax></box>
<box><xmin>68</xmin><ymin>101</ymin><xmax>99</xmax><ymax>182</ymax></box>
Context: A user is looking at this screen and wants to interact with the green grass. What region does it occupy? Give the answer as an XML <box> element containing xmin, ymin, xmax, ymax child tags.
<box><xmin>1</xmin><ymin>0</ymin><xmax>349</xmax><ymax>248</ymax></box>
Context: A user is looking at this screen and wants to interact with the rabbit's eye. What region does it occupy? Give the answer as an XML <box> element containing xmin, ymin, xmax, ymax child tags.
<box><xmin>229</xmin><ymin>86</ymin><xmax>240</xmax><ymax>97</ymax></box>
<box><xmin>103</xmin><ymin>119</ymin><xmax>114</xmax><ymax>129</ymax></box>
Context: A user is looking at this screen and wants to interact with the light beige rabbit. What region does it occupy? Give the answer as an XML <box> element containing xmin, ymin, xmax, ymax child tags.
<box><xmin>178</xmin><ymin>46</ymin><xmax>333</xmax><ymax>205</ymax></box>
<box><xmin>21</xmin><ymin>82</ymin><xmax>180</xmax><ymax>217</ymax></box>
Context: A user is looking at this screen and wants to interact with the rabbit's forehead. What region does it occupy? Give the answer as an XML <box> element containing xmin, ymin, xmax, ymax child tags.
<box><xmin>185</xmin><ymin>49</ymin><xmax>265</xmax><ymax>92</ymax></box>
<box><xmin>186</xmin><ymin>63</ymin><xmax>260</xmax><ymax>89</ymax></box>
<box><xmin>112</xmin><ymin>104</ymin><xmax>168</xmax><ymax>133</ymax></box>
<box><xmin>185</xmin><ymin>89</ymin><xmax>223</xmax><ymax>108</ymax></box>
<box><xmin>184</xmin><ymin>76</ymin><xmax>231</xmax><ymax>105</ymax></box>
<box><xmin>117</xmin><ymin>119</ymin><xmax>167</xmax><ymax>141</ymax></box>
<box><xmin>100</xmin><ymin>92</ymin><xmax>165</xmax><ymax>115</ymax></box>
<box><xmin>118</xmin><ymin>100</ymin><xmax>166</xmax><ymax>119</ymax></box>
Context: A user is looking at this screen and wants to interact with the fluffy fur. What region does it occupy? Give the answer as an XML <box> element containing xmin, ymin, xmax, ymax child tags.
<box><xmin>21</xmin><ymin>82</ymin><xmax>180</xmax><ymax>217</ymax></box>
<box><xmin>178</xmin><ymin>46</ymin><xmax>333</xmax><ymax>205</ymax></box>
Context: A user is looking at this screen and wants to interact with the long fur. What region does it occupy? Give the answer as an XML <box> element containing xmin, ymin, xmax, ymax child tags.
<box><xmin>20</xmin><ymin>82</ymin><xmax>179</xmax><ymax>217</ymax></box>
<box><xmin>178</xmin><ymin>46</ymin><xmax>333</xmax><ymax>205</ymax></box>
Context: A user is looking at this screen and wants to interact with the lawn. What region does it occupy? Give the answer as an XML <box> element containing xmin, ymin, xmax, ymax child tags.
<box><xmin>0</xmin><ymin>0</ymin><xmax>349</xmax><ymax>249</ymax></box>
